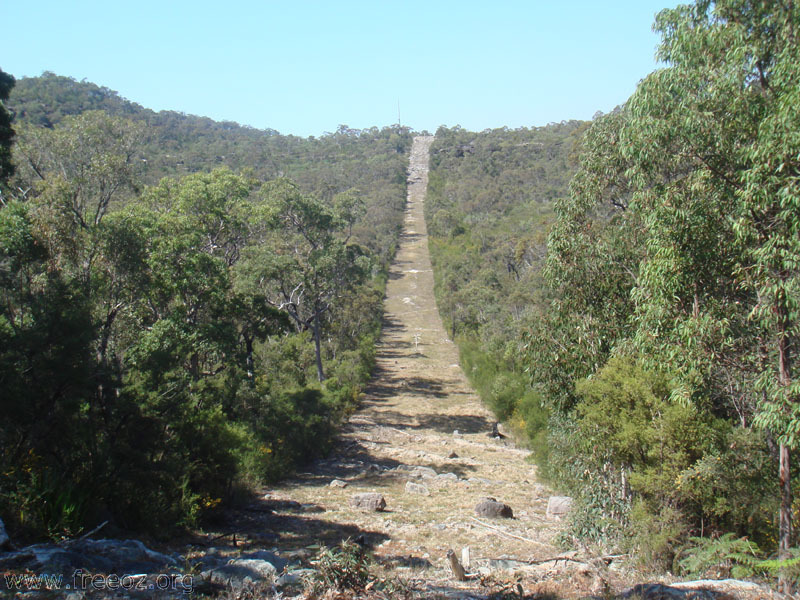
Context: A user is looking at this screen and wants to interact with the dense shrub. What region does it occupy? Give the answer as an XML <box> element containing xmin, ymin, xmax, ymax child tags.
<box><xmin>1</xmin><ymin>94</ymin><xmax>407</xmax><ymax>539</ymax></box>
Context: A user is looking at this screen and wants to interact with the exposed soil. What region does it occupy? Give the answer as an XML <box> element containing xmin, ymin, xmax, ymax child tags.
<box><xmin>265</xmin><ymin>135</ymin><xmax>560</xmax><ymax>555</ymax></box>
<box><xmin>193</xmin><ymin>136</ymin><xmax>594</xmax><ymax>596</ymax></box>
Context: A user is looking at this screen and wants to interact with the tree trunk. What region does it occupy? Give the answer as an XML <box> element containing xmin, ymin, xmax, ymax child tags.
<box><xmin>312</xmin><ymin>314</ymin><xmax>325</xmax><ymax>382</ymax></box>
<box><xmin>244</xmin><ymin>334</ymin><xmax>254</xmax><ymax>381</ymax></box>
<box><xmin>778</xmin><ymin>311</ymin><xmax>794</xmax><ymax>554</ymax></box>
<box><xmin>777</xmin><ymin>311</ymin><xmax>793</xmax><ymax>592</ymax></box>
<box><xmin>779</xmin><ymin>444</ymin><xmax>792</xmax><ymax>554</ymax></box>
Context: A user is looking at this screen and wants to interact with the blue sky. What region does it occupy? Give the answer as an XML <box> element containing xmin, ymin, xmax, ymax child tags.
<box><xmin>3</xmin><ymin>1</ymin><xmax>678</xmax><ymax>137</ymax></box>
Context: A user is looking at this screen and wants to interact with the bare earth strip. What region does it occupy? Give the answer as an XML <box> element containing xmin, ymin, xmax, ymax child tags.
<box><xmin>211</xmin><ymin>137</ymin><xmax>784</xmax><ymax>600</ymax></box>
<box><xmin>238</xmin><ymin>136</ymin><xmax>569</xmax><ymax>594</ymax></box>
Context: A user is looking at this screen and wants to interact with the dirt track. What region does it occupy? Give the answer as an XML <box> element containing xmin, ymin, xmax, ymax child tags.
<box><xmin>251</xmin><ymin>136</ymin><xmax>561</xmax><ymax>574</ymax></box>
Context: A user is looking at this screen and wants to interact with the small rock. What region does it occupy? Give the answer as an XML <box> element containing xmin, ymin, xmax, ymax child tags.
<box><xmin>286</xmin><ymin>548</ymin><xmax>314</xmax><ymax>561</ymax></box>
<box><xmin>546</xmin><ymin>496</ymin><xmax>573</xmax><ymax>519</ymax></box>
<box><xmin>453</xmin><ymin>430</ymin><xmax>461</xmax><ymax>436</ymax></box>
<box><xmin>275</xmin><ymin>572</ymin><xmax>301</xmax><ymax>588</ymax></box>
<box><xmin>467</xmin><ymin>477</ymin><xmax>492</xmax><ymax>485</ymax></box>
<box><xmin>203</xmin><ymin>558</ymin><xmax>277</xmax><ymax>588</ymax></box>
<box><xmin>240</xmin><ymin>550</ymin><xmax>288</xmax><ymax>571</ymax></box>
<box><xmin>405</xmin><ymin>481</ymin><xmax>431</xmax><ymax>496</ymax></box>
<box><xmin>230</xmin><ymin>558</ymin><xmax>279</xmax><ymax>576</ymax></box>
<box><xmin>475</xmin><ymin>497</ymin><xmax>514</xmax><ymax>518</ymax></box>
<box><xmin>436</xmin><ymin>472</ymin><xmax>459</xmax><ymax>482</ymax></box>
<box><xmin>410</xmin><ymin>466</ymin><xmax>437</xmax><ymax>479</ymax></box>
<box><xmin>330</xmin><ymin>479</ymin><xmax>348</xmax><ymax>488</ymax></box>
<box><xmin>275</xmin><ymin>568</ymin><xmax>314</xmax><ymax>589</ymax></box>
<box><xmin>349</xmin><ymin>492</ymin><xmax>386</xmax><ymax>512</ymax></box>
<box><xmin>447</xmin><ymin>451</ymin><xmax>459</xmax><ymax>459</ymax></box>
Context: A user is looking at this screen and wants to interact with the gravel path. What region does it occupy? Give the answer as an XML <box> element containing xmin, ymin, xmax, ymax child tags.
<box><xmin>257</xmin><ymin>136</ymin><xmax>561</xmax><ymax>571</ymax></box>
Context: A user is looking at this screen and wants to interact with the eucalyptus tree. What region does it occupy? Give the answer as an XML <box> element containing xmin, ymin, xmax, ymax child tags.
<box><xmin>238</xmin><ymin>179</ymin><xmax>370</xmax><ymax>382</ymax></box>
<box><xmin>531</xmin><ymin>0</ymin><xmax>800</xmax><ymax>562</ymax></box>
<box><xmin>626</xmin><ymin>0</ymin><xmax>800</xmax><ymax>556</ymax></box>
<box><xmin>0</xmin><ymin>68</ymin><xmax>14</xmax><ymax>195</ymax></box>
<box><xmin>1</xmin><ymin>110</ymin><xmax>147</xmax><ymax>535</ymax></box>
<box><xmin>731</xmin><ymin>3</ymin><xmax>800</xmax><ymax>555</ymax></box>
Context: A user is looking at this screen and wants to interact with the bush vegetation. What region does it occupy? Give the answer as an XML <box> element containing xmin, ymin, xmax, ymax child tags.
<box><xmin>426</xmin><ymin>1</ymin><xmax>800</xmax><ymax>586</ymax></box>
<box><xmin>0</xmin><ymin>76</ymin><xmax>412</xmax><ymax>539</ymax></box>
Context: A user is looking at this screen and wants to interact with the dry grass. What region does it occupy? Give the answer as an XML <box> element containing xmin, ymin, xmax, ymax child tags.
<box><xmin>191</xmin><ymin>137</ymin><xmax>624</xmax><ymax>599</ymax></box>
<box><xmin>260</xmin><ymin>136</ymin><xmax>571</xmax><ymax>589</ymax></box>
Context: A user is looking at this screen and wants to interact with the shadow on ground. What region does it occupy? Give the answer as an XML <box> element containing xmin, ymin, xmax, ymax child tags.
<box><xmin>199</xmin><ymin>495</ymin><xmax>391</xmax><ymax>552</ymax></box>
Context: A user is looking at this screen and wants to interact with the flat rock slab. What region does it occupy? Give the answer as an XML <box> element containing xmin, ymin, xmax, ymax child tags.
<box><xmin>0</xmin><ymin>538</ymin><xmax>181</xmax><ymax>577</ymax></box>
<box><xmin>202</xmin><ymin>558</ymin><xmax>278</xmax><ymax>589</ymax></box>
<box><xmin>546</xmin><ymin>495</ymin><xmax>573</xmax><ymax>519</ymax></box>
<box><xmin>474</xmin><ymin>497</ymin><xmax>513</xmax><ymax>519</ymax></box>
<box><xmin>410</xmin><ymin>466</ymin><xmax>438</xmax><ymax>479</ymax></box>
<box><xmin>620</xmin><ymin>582</ymin><xmax>739</xmax><ymax>599</ymax></box>
<box><xmin>349</xmin><ymin>492</ymin><xmax>386</xmax><ymax>512</ymax></box>
<box><xmin>405</xmin><ymin>481</ymin><xmax>431</xmax><ymax>496</ymax></box>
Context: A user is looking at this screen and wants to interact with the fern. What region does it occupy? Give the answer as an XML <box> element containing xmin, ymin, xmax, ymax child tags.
<box><xmin>757</xmin><ymin>548</ymin><xmax>800</xmax><ymax>586</ymax></box>
<box><xmin>677</xmin><ymin>533</ymin><xmax>763</xmax><ymax>579</ymax></box>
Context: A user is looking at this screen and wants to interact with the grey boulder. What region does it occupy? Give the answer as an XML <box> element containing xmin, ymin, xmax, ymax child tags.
<box><xmin>474</xmin><ymin>497</ymin><xmax>513</xmax><ymax>519</ymax></box>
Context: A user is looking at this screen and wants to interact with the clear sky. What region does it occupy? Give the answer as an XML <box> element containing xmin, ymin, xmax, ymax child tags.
<box><xmin>2</xmin><ymin>0</ymin><xmax>679</xmax><ymax>137</ymax></box>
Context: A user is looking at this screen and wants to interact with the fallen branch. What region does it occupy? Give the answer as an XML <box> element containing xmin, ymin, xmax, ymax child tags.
<box><xmin>470</xmin><ymin>517</ymin><xmax>552</xmax><ymax>548</ymax></box>
<box><xmin>191</xmin><ymin>529</ymin><xmax>244</xmax><ymax>547</ymax></box>
<box><xmin>60</xmin><ymin>520</ymin><xmax>108</xmax><ymax>546</ymax></box>
<box><xmin>528</xmin><ymin>555</ymin><xmax>588</xmax><ymax>567</ymax></box>
<box><xmin>386</xmin><ymin>426</ymin><xmax>412</xmax><ymax>437</ymax></box>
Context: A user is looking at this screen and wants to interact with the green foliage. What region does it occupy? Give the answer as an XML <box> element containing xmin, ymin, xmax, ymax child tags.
<box><xmin>313</xmin><ymin>540</ymin><xmax>372</xmax><ymax>592</ymax></box>
<box><xmin>1</xmin><ymin>87</ymin><xmax>406</xmax><ymax>539</ymax></box>
<box><xmin>243</xmin><ymin>178</ymin><xmax>372</xmax><ymax>382</ymax></box>
<box><xmin>757</xmin><ymin>548</ymin><xmax>800</xmax><ymax>588</ymax></box>
<box><xmin>8</xmin><ymin>74</ymin><xmax>413</xmax><ymax>266</ymax></box>
<box><xmin>0</xmin><ymin>67</ymin><xmax>15</xmax><ymax>192</ymax></box>
<box><xmin>426</xmin><ymin>124</ymin><xmax>581</xmax><ymax>466</ymax></box>
<box><xmin>519</xmin><ymin>0</ymin><xmax>800</xmax><ymax>564</ymax></box>
<box><xmin>6</xmin><ymin>469</ymin><xmax>92</xmax><ymax>541</ymax></box>
<box><xmin>559</xmin><ymin>467</ymin><xmax>631</xmax><ymax>548</ymax></box>
<box><xmin>512</xmin><ymin>389</ymin><xmax>549</xmax><ymax>451</ymax></box>
<box><xmin>628</xmin><ymin>502</ymin><xmax>690</xmax><ymax>572</ymax></box>
<box><xmin>677</xmin><ymin>533</ymin><xmax>763</xmax><ymax>580</ymax></box>
<box><xmin>676</xmin><ymin>427</ymin><xmax>777</xmax><ymax>543</ymax></box>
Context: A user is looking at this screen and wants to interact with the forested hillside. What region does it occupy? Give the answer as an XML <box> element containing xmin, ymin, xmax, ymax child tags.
<box><xmin>429</xmin><ymin>0</ymin><xmax>800</xmax><ymax>588</ymax></box>
<box><xmin>0</xmin><ymin>74</ymin><xmax>412</xmax><ymax>540</ymax></box>
<box><xmin>2</xmin><ymin>0</ymin><xmax>800</xmax><ymax>595</ymax></box>
<box><xmin>8</xmin><ymin>74</ymin><xmax>412</xmax><ymax>266</ymax></box>
<box><xmin>425</xmin><ymin>122</ymin><xmax>585</xmax><ymax>464</ymax></box>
